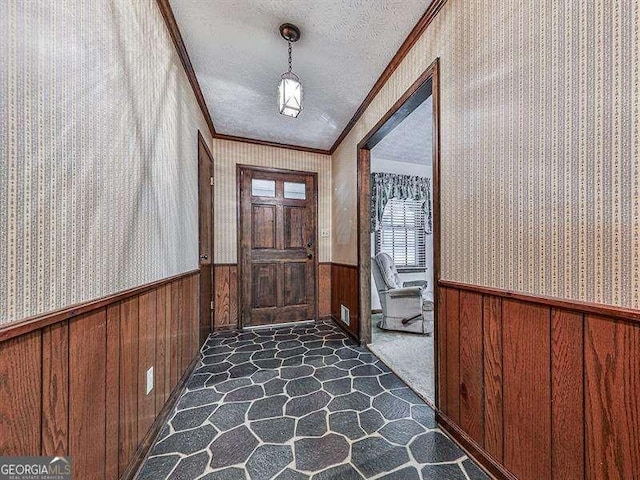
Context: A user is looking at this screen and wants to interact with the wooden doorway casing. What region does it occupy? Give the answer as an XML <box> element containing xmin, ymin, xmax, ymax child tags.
<box><xmin>197</xmin><ymin>131</ymin><xmax>214</xmax><ymax>343</ymax></box>
<box><xmin>237</xmin><ymin>165</ymin><xmax>319</xmax><ymax>329</ymax></box>
<box><xmin>356</xmin><ymin>59</ymin><xmax>441</xmax><ymax>403</ymax></box>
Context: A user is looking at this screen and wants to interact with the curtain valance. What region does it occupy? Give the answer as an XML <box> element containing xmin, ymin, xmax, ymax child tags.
<box><xmin>370</xmin><ymin>172</ymin><xmax>432</xmax><ymax>234</ymax></box>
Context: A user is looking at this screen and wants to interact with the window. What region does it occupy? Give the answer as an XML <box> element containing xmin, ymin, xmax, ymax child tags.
<box><xmin>375</xmin><ymin>198</ymin><xmax>426</xmax><ymax>270</ymax></box>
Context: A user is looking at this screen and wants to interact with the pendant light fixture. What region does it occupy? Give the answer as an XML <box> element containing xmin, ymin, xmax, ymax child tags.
<box><xmin>278</xmin><ymin>23</ymin><xmax>302</xmax><ymax>118</ymax></box>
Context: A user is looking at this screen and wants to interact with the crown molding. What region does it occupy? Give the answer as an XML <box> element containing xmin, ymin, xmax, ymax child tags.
<box><xmin>214</xmin><ymin>133</ymin><xmax>330</xmax><ymax>156</ymax></box>
<box><xmin>156</xmin><ymin>0</ymin><xmax>216</xmax><ymax>138</ymax></box>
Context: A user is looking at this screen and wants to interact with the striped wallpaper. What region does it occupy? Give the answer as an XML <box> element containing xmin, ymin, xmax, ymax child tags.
<box><xmin>212</xmin><ymin>139</ymin><xmax>332</xmax><ymax>264</ymax></box>
<box><xmin>332</xmin><ymin>0</ymin><xmax>640</xmax><ymax>309</ymax></box>
<box><xmin>0</xmin><ymin>0</ymin><xmax>211</xmax><ymax>325</ymax></box>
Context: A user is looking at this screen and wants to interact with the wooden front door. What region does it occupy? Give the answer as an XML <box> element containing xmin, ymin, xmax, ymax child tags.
<box><xmin>239</xmin><ymin>166</ymin><xmax>318</xmax><ymax>327</ymax></box>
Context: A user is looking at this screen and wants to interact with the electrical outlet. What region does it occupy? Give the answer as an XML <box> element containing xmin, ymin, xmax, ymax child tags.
<box><xmin>340</xmin><ymin>305</ymin><xmax>350</xmax><ymax>326</ymax></box>
<box><xmin>146</xmin><ymin>367</ymin><xmax>154</xmax><ymax>395</ymax></box>
<box><xmin>320</xmin><ymin>229</ymin><xmax>329</xmax><ymax>238</ymax></box>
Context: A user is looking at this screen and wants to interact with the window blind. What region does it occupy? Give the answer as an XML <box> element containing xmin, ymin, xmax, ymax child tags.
<box><xmin>375</xmin><ymin>198</ymin><xmax>426</xmax><ymax>269</ymax></box>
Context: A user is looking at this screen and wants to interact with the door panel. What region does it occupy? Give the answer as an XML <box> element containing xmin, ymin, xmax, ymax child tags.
<box><xmin>252</xmin><ymin>205</ymin><xmax>276</xmax><ymax>249</ymax></box>
<box><xmin>239</xmin><ymin>167</ymin><xmax>318</xmax><ymax>327</ymax></box>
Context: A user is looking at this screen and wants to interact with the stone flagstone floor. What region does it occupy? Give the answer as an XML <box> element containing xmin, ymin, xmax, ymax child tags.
<box><xmin>137</xmin><ymin>321</ymin><xmax>489</xmax><ymax>480</ymax></box>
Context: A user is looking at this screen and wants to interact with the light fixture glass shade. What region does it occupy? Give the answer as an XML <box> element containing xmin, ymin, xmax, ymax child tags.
<box><xmin>278</xmin><ymin>71</ymin><xmax>302</xmax><ymax>118</ymax></box>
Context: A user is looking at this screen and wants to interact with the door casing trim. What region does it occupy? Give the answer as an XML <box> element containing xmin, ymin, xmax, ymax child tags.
<box><xmin>355</xmin><ymin>58</ymin><xmax>441</xmax><ymax>407</ymax></box>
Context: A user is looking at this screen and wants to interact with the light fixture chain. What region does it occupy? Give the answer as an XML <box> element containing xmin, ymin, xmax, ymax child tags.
<box><xmin>288</xmin><ymin>41</ymin><xmax>292</xmax><ymax>72</ymax></box>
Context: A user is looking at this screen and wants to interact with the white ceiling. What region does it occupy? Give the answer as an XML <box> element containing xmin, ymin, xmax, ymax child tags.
<box><xmin>371</xmin><ymin>95</ymin><xmax>432</xmax><ymax>165</ymax></box>
<box><xmin>169</xmin><ymin>0</ymin><xmax>431</xmax><ymax>150</ymax></box>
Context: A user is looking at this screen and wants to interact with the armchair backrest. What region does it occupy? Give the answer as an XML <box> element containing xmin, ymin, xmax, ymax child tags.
<box><xmin>372</xmin><ymin>253</ymin><xmax>401</xmax><ymax>291</ymax></box>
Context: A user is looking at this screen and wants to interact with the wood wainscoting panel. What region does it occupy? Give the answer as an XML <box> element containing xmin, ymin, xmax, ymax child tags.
<box><xmin>502</xmin><ymin>299</ymin><xmax>551</xmax><ymax>480</ymax></box>
<box><xmin>69</xmin><ymin>310</ymin><xmax>107</xmax><ymax>479</ymax></box>
<box><xmin>319</xmin><ymin>263</ymin><xmax>331</xmax><ymax>318</ymax></box>
<box><xmin>330</xmin><ymin>263</ymin><xmax>359</xmax><ymax>338</ymax></box>
<box><xmin>458</xmin><ymin>291</ymin><xmax>484</xmax><ymax>446</ymax></box>
<box><xmin>0</xmin><ymin>331</ymin><xmax>42</xmax><ymax>456</ymax></box>
<box><xmin>551</xmin><ymin>309</ymin><xmax>584</xmax><ymax>480</ymax></box>
<box><xmin>119</xmin><ymin>297</ymin><xmax>140</xmax><ymax>475</ymax></box>
<box><xmin>585</xmin><ymin>315</ymin><xmax>640</xmax><ymax>479</ymax></box>
<box><xmin>444</xmin><ymin>287</ymin><xmax>460</xmax><ymax>423</ymax></box>
<box><xmin>214</xmin><ymin>264</ymin><xmax>235</xmax><ymax>329</ymax></box>
<box><xmin>105</xmin><ymin>304</ymin><xmax>121</xmax><ymax>480</ymax></box>
<box><xmin>0</xmin><ymin>271</ymin><xmax>201</xmax><ymax>479</ymax></box>
<box><xmin>41</xmin><ymin>321</ymin><xmax>69</xmax><ymax>456</ymax></box>
<box><xmin>482</xmin><ymin>295</ymin><xmax>503</xmax><ymax>462</ymax></box>
<box><xmin>437</xmin><ymin>280</ymin><xmax>640</xmax><ymax>480</ymax></box>
<box><xmin>138</xmin><ymin>290</ymin><xmax>157</xmax><ymax>443</ymax></box>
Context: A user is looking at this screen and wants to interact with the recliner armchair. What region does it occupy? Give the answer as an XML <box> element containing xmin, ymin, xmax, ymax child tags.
<box><xmin>371</xmin><ymin>253</ymin><xmax>433</xmax><ymax>334</ymax></box>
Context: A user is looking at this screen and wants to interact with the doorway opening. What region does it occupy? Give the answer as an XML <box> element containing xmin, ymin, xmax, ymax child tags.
<box><xmin>237</xmin><ymin>165</ymin><xmax>319</xmax><ymax>329</ymax></box>
<box><xmin>357</xmin><ymin>59</ymin><xmax>440</xmax><ymax>406</ymax></box>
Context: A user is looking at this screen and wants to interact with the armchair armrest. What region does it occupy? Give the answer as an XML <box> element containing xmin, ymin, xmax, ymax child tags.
<box><xmin>403</xmin><ymin>280</ymin><xmax>427</xmax><ymax>289</ymax></box>
<box><xmin>388</xmin><ymin>286</ymin><xmax>423</xmax><ymax>298</ymax></box>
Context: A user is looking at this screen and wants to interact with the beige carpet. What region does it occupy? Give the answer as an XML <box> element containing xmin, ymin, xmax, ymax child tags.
<box><xmin>368</xmin><ymin>312</ymin><xmax>435</xmax><ymax>403</ymax></box>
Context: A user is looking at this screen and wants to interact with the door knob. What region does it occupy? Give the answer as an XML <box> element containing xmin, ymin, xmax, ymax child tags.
<box><xmin>200</xmin><ymin>254</ymin><xmax>209</xmax><ymax>260</ymax></box>
<box><xmin>307</xmin><ymin>253</ymin><xmax>313</xmax><ymax>259</ymax></box>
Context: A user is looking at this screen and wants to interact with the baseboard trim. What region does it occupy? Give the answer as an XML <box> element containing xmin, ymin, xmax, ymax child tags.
<box><xmin>125</xmin><ymin>352</ymin><xmax>201</xmax><ymax>480</ymax></box>
<box><xmin>437</xmin><ymin>411</ymin><xmax>515</xmax><ymax>480</ymax></box>
<box><xmin>329</xmin><ymin>315</ymin><xmax>359</xmax><ymax>342</ymax></box>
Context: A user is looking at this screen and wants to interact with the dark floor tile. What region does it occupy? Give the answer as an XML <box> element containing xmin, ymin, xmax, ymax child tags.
<box><xmin>209</xmin><ymin>425</ymin><xmax>259</xmax><ymax>469</ymax></box>
<box><xmin>152</xmin><ymin>424</ymin><xmax>218</xmax><ymax>456</ymax></box>
<box><xmin>463</xmin><ymin>458</ymin><xmax>490</xmax><ymax>479</ymax></box>
<box><xmin>296</xmin><ymin>410</ymin><xmax>328</xmax><ymax>437</ymax></box>
<box><xmin>247</xmin><ymin>444</ymin><xmax>293</xmax><ymax>480</ymax></box>
<box><xmin>215</xmin><ymin>377</ymin><xmax>252</xmax><ymax>393</ymax></box>
<box><xmin>352</xmin><ymin>377</ymin><xmax>384</xmax><ymax>396</ymax></box>
<box><xmin>409</xmin><ymin>431</ymin><xmax>465</xmax><ymax>463</ymax></box>
<box><xmin>275</xmin><ymin>468</ymin><xmax>309</xmax><ymax>480</ymax></box>
<box><xmin>177</xmin><ymin>389</ymin><xmax>223</xmax><ymax>409</ymax></box>
<box><xmin>329</xmin><ymin>411</ymin><xmax>366</xmax><ymax>440</ymax></box>
<box><xmin>372</xmin><ymin>392</ymin><xmax>411</xmax><ymax>420</ymax></box>
<box><xmin>250</xmin><ymin>416</ymin><xmax>296</xmax><ymax>443</ymax></box>
<box><xmin>420</xmin><ymin>463</ymin><xmax>467</xmax><ymax>480</ymax></box>
<box><xmin>378</xmin><ymin>373</ymin><xmax>406</xmax><ymax>390</ymax></box>
<box><xmin>286</xmin><ymin>377</ymin><xmax>322</xmax><ymax>397</ymax></box>
<box><xmin>378</xmin><ymin>466</ymin><xmax>420</xmax><ymax>480</ymax></box>
<box><xmin>311</xmin><ymin>463</ymin><xmax>364</xmax><ymax>480</ymax></box>
<box><xmin>224</xmin><ymin>384</ymin><xmax>264</xmax><ymax>402</ymax></box>
<box><xmin>137</xmin><ymin>454</ymin><xmax>180</xmax><ymax>480</ymax></box>
<box><xmin>322</xmin><ymin>378</ymin><xmax>351</xmax><ymax>396</ymax></box>
<box><xmin>201</xmin><ymin>467</ymin><xmax>246</xmax><ymax>479</ymax></box>
<box><xmin>285</xmin><ymin>391</ymin><xmax>331</xmax><ymax>417</ymax></box>
<box><xmin>314</xmin><ymin>366</ymin><xmax>348</xmax><ymax>381</ymax></box>
<box><xmin>171</xmin><ymin>404</ymin><xmax>216</xmax><ymax>431</ymax></box>
<box><xmin>378</xmin><ymin>419</ymin><xmax>425</xmax><ymax>445</ymax></box>
<box><xmin>327</xmin><ymin>391</ymin><xmax>370</xmax><ymax>412</ymax></box>
<box><xmin>281</xmin><ymin>364</ymin><xmax>315</xmax><ymax>379</ymax></box>
<box><xmin>294</xmin><ymin>434</ymin><xmax>350</xmax><ymax>472</ymax></box>
<box><xmin>209</xmin><ymin>402</ymin><xmax>251</xmax><ymax>431</ymax></box>
<box><xmin>351</xmin><ymin>437</ymin><xmax>410</xmax><ymax>477</ymax></box>
<box><xmin>358</xmin><ymin>408</ymin><xmax>385</xmax><ymax>434</ymax></box>
<box><xmin>411</xmin><ymin>405</ymin><xmax>437</xmax><ymax>428</ymax></box>
<box><xmin>246</xmin><ymin>394</ymin><xmax>287</xmax><ymax>420</ymax></box>
<box><xmin>168</xmin><ymin>451</ymin><xmax>209</xmax><ymax>480</ymax></box>
<box><xmin>264</xmin><ymin>377</ymin><xmax>287</xmax><ymax>395</ymax></box>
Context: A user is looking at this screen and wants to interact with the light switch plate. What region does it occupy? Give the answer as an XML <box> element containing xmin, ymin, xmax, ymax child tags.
<box><xmin>146</xmin><ymin>367</ymin><xmax>154</xmax><ymax>395</ymax></box>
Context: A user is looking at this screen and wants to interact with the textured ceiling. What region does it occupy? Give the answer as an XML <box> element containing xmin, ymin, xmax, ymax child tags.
<box><xmin>371</xmin><ymin>95</ymin><xmax>432</xmax><ymax>165</ymax></box>
<box><xmin>169</xmin><ymin>0</ymin><xmax>431</xmax><ymax>150</ymax></box>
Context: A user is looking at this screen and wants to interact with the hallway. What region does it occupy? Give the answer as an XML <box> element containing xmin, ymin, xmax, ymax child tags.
<box><xmin>138</xmin><ymin>322</ymin><xmax>487</xmax><ymax>479</ymax></box>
